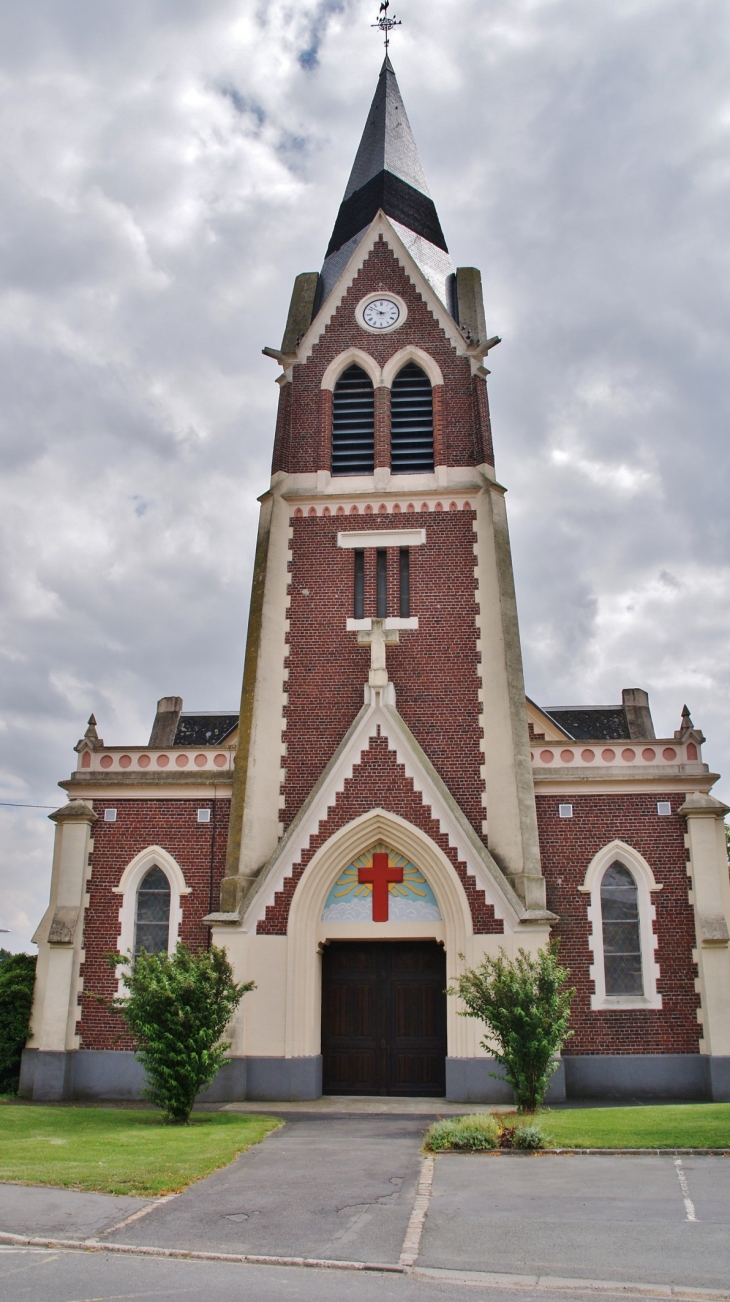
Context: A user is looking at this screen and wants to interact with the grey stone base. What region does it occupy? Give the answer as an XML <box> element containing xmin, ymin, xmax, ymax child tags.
<box><xmin>563</xmin><ymin>1054</ymin><xmax>728</xmax><ymax>1101</ymax></box>
<box><xmin>18</xmin><ymin>1049</ymin><xmax>71</xmax><ymax>1102</ymax></box>
<box><xmin>21</xmin><ymin>1049</ymin><xmax>729</xmax><ymax>1104</ymax></box>
<box><xmin>246</xmin><ymin>1056</ymin><xmax>323</xmax><ymax>1101</ymax></box>
<box><xmin>445</xmin><ymin>1057</ymin><xmax>566</xmax><ymax>1105</ymax></box>
<box><xmin>708</xmin><ymin>1057</ymin><xmax>730</xmax><ymax>1102</ymax></box>
<box><xmin>19</xmin><ymin>1049</ymin><xmax>322</xmax><ymax>1103</ymax></box>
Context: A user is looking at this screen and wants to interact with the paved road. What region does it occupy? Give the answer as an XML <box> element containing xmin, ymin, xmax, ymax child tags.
<box><xmin>422</xmin><ymin>1152</ymin><xmax>730</xmax><ymax>1290</ymax></box>
<box><xmin>0</xmin><ymin>1245</ymin><xmax>693</xmax><ymax>1302</ymax></box>
<box><xmin>2</xmin><ymin>1114</ymin><xmax>730</xmax><ymax>1297</ymax></box>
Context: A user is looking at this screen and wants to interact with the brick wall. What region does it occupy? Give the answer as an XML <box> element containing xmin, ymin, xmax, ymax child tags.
<box><xmin>78</xmin><ymin>798</ymin><xmax>230</xmax><ymax>1051</ymax></box>
<box><xmin>537</xmin><ymin>793</ymin><xmax>700</xmax><ymax>1055</ymax></box>
<box><xmin>272</xmin><ymin>239</ymin><xmax>493</xmax><ymax>474</ymax></box>
<box><xmin>283</xmin><ymin>508</ymin><xmax>484</xmax><ymax>836</ymax></box>
<box><xmin>260</xmin><ymin>734</ymin><xmax>502</xmax><ymax>935</ymax></box>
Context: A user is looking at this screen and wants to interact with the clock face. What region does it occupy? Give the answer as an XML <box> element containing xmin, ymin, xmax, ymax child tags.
<box><xmin>362</xmin><ymin>298</ymin><xmax>400</xmax><ymax>330</ymax></box>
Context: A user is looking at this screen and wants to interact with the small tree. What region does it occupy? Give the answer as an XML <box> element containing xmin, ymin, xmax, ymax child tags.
<box><xmin>451</xmin><ymin>942</ymin><xmax>575</xmax><ymax>1113</ymax></box>
<box><xmin>110</xmin><ymin>943</ymin><xmax>253</xmax><ymax>1123</ymax></box>
<box><xmin>0</xmin><ymin>953</ymin><xmax>37</xmax><ymax>1094</ymax></box>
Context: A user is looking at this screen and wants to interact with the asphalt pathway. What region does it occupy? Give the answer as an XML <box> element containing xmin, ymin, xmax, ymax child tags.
<box><xmin>107</xmin><ymin>1114</ymin><xmax>426</xmax><ymax>1263</ymax></box>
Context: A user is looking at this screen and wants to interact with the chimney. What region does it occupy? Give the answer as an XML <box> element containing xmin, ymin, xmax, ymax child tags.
<box><xmin>149</xmin><ymin>696</ymin><xmax>183</xmax><ymax>747</ymax></box>
<box><xmin>622</xmin><ymin>688</ymin><xmax>655</xmax><ymax>741</ymax></box>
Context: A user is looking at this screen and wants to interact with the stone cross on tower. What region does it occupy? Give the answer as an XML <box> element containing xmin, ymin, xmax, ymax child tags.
<box><xmin>357</xmin><ymin>618</ymin><xmax>400</xmax><ymax>687</ymax></box>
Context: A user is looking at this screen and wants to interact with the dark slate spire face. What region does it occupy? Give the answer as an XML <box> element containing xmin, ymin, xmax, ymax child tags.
<box><xmin>321</xmin><ymin>57</ymin><xmax>454</xmax><ymax>306</ymax></box>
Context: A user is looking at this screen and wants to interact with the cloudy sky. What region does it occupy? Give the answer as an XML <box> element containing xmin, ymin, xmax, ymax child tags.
<box><xmin>1</xmin><ymin>0</ymin><xmax>729</xmax><ymax>951</ymax></box>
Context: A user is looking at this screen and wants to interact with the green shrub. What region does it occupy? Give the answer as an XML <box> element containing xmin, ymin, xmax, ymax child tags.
<box><xmin>0</xmin><ymin>953</ymin><xmax>37</xmax><ymax>1094</ymax></box>
<box><xmin>514</xmin><ymin>1123</ymin><xmax>548</xmax><ymax>1150</ymax></box>
<box><xmin>424</xmin><ymin>1113</ymin><xmax>500</xmax><ymax>1152</ymax></box>
<box><xmin>450</xmin><ymin>943</ymin><xmax>575</xmax><ymax>1113</ymax></box>
<box><xmin>109</xmin><ymin>943</ymin><xmax>253</xmax><ymax>1123</ymax></box>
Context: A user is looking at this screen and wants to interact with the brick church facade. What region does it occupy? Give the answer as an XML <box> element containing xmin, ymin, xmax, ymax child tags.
<box><xmin>22</xmin><ymin>58</ymin><xmax>730</xmax><ymax>1103</ymax></box>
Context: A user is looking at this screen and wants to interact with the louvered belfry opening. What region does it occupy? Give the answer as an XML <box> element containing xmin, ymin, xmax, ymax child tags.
<box><xmin>390</xmin><ymin>362</ymin><xmax>434</xmax><ymax>473</ymax></box>
<box><xmin>332</xmin><ymin>364</ymin><xmax>375</xmax><ymax>475</ymax></box>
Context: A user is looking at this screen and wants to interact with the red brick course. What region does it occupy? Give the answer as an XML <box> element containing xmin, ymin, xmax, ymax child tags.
<box><xmin>259</xmin><ymin>734</ymin><xmax>502</xmax><ymax>935</ymax></box>
<box><xmin>283</xmin><ymin>508</ymin><xmax>484</xmax><ymax>836</ymax></box>
<box><xmin>77</xmin><ymin>798</ymin><xmax>230</xmax><ymax>1051</ymax></box>
<box><xmin>537</xmin><ymin>793</ymin><xmax>700</xmax><ymax>1055</ymax></box>
<box><xmin>272</xmin><ymin>239</ymin><xmax>493</xmax><ymax>475</ymax></box>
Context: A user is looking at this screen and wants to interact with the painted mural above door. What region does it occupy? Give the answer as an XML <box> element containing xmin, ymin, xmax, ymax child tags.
<box><xmin>321</xmin><ymin>843</ymin><xmax>442</xmax><ymax>923</ymax></box>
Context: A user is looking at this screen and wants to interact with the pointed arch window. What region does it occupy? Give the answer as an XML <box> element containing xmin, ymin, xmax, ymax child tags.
<box><xmin>134</xmin><ymin>865</ymin><xmax>171</xmax><ymax>957</ymax></box>
<box><xmin>332</xmin><ymin>365</ymin><xmax>375</xmax><ymax>475</ymax></box>
<box><xmin>390</xmin><ymin>362</ymin><xmax>434</xmax><ymax>473</ymax></box>
<box><xmin>600</xmin><ymin>862</ymin><xmax>643</xmax><ymax>995</ymax></box>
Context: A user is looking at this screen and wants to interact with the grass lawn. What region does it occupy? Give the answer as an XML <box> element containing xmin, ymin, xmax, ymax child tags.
<box><xmin>522</xmin><ymin>1103</ymin><xmax>730</xmax><ymax>1149</ymax></box>
<box><xmin>0</xmin><ymin>1104</ymin><xmax>282</xmax><ymax>1196</ymax></box>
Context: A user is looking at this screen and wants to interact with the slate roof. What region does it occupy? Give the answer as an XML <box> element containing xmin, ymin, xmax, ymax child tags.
<box><xmin>542</xmin><ymin>708</ymin><xmax>630</xmax><ymax>742</ymax></box>
<box><xmin>320</xmin><ymin>57</ymin><xmax>454</xmax><ymax>306</ymax></box>
<box><xmin>172</xmin><ymin>713</ymin><xmax>238</xmax><ymax>747</ymax></box>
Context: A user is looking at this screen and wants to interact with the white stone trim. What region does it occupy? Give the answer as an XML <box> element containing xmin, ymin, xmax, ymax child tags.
<box><xmin>580</xmin><ymin>840</ymin><xmax>663</xmax><ymax>1011</ymax></box>
<box><xmin>320</xmin><ymin>348</ymin><xmax>382</xmax><ymax>392</ymax></box>
<box><xmin>346</xmin><ymin>617</ymin><xmax>419</xmax><ymax>631</ymax></box>
<box><xmin>283</xmin><ymin>809</ymin><xmax>477</xmax><ymax>1058</ymax></box>
<box><xmin>244</xmin><ymin>688</ymin><xmax>529</xmax><ymax>937</ymax></box>
<box><xmin>113</xmin><ymin>846</ymin><xmax>190</xmax><ymax>966</ymax></box>
<box><xmin>381</xmin><ymin>346</ymin><xmax>444</xmax><ymax>389</ymax></box>
<box><xmin>337</xmin><ymin>529</ymin><xmax>426</xmax><ymax>549</ymax></box>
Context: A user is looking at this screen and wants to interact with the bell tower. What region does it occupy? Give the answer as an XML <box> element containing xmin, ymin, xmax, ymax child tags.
<box><xmin>215</xmin><ymin>56</ymin><xmax>549</xmax><ymax>923</ymax></box>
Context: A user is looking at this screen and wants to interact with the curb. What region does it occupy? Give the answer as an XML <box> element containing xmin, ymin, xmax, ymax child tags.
<box><xmin>2</xmin><ymin>1231</ymin><xmax>729</xmax><ymax>1299</ymax></box>
<box><xmin>425</xmin><ymin>1149</ymin><xmax>730</xmax><ymax>1157</ymax></box>
<box><xmin>412</xmin><ymin>1267</ymin><xmax>730</xmax><ymax>1299</ymax></box>
<box><xmin>0</xmin><ymin>1231</ymin><xmax>403</xmax><ymax>1272</ymax></box>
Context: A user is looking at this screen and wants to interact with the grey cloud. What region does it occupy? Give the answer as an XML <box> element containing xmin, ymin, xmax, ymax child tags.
<box><xmin>1</xmin><ymin>0</ymin><xmax>729</xmax><ymax>947</ymax></box>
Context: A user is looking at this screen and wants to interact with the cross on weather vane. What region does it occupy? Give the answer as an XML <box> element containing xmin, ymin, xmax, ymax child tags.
<box><xmin>372</xmin><ymin>0</ymin><xmax>401</xmax><ymax>55</ymax></box>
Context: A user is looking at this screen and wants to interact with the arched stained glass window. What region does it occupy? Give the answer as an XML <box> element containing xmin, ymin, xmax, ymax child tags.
<box><xmin>601</xmin><ymin>862</ymin><xmax>643</xmax><ymax>995</ymax></box>
<box><xmin>134</xmin><ymin>865</ymin><xmax>171</xmax><ymax>957</ymax></box>
<box><xmin>332</xmin><ymin>365</ymin><xmax>375</xmax><ymax>475</ymax></box>
<box><xmin>390</xmin><ymin>362</ymin><xmax>434</xmax><ymax>473</ymax></box>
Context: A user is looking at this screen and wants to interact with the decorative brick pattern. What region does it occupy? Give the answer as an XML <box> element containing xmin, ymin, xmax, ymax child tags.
<box><xmin>271</xmin><ymin>239</ymin><xmax>493</xmax><ymax>475</ymax></box>
<box><xmin>77</xmin><ymin>798</ymin><xmax>230</xmax><ymax>1051</ymax></box>
<box><xmin>259</xmin><ymin>735</ymin><xmax>503</xmax><ymax>935</ymax></box>
<box><xmin>283</xmin><ymin>508</ymin><xmax>484</xmax><ymax>836</ymax></box>
<box><xmin>537</xmin><ymin>793</ymin><xmax>700</xmax><ymax>1055</ymax></box>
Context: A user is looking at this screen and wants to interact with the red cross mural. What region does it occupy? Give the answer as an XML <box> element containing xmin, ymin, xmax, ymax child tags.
<box><xmin>358</xmin><ymin>852</ymin><xmax>404</xmax><ymax>922</ymax></box>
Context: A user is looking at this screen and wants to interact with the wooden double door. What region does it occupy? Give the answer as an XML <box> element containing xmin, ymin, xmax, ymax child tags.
<box><xmin>321</xmin><ymin>941</ymin><xmax>447</xmax><ymax>1096</ymax></box>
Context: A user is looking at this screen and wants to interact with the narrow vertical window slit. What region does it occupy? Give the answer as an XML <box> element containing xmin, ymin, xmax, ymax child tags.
<box><xmin>376</xmin><ymin>550</ymin><xmax>387</xmax><ymax>618</ymax></box>
<box><xmin>399</xmin><ymin>549</ymin><xmax>410</xmax><ymax>618</ymax></box>
<box><xmin>354</xmin><ymin>550</ymin><xmax>365</xmax><ymax>619</ymax></box>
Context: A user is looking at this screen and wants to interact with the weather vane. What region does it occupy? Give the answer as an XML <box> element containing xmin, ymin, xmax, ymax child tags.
<box><xmin>372</xmin><ymin>0</ymin><xmax>401</xmax><ymax>55</ymax></box>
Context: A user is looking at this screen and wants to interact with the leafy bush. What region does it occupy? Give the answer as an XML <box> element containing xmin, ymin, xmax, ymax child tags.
<box><xmin>0</xmin><ymin>953</ymin><xmax>37</xmax><ymax>1094</ymax></box>
<box><xmin>110</xmin><ymin>943</ymin><xmax>253</xmax><ymax>1123</ymax></box>
<box><xmin>424</xmin><ymin>1113</ymin><xmax>500</xmax><ymax>1152</ymax></box>
<box><xmin>514</xmin><ymin>1123</ymin><xmax>548</xmax><ymax>1150</ymax></box>
<box><xmin>450</xmin><ymin>943</ymin><xmax>575</xmax><ymax>1113</ymax></box>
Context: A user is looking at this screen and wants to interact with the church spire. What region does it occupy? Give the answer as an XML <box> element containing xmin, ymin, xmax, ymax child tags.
<box><xmin>320</xmin><ymin>57</ymin><xmax>454</xmax><ymax>307</ymax></box>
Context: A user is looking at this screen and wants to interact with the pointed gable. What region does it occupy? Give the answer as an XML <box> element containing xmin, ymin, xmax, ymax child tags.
<box><xmin>256</xmin><ymin>734</ymin><xmax>504</xmax><ymax>936</ymax></box>
<box><xmin>321</xmin><ymin>58</ymin><xmax>454</xmax><ymax>307</ymax></box>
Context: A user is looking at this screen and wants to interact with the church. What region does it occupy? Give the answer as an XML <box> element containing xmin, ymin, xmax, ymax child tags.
<box><xmin>21</xmin><ymin>56</ymin><xmax>730</xmax><ymax>1105</ymax></box>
